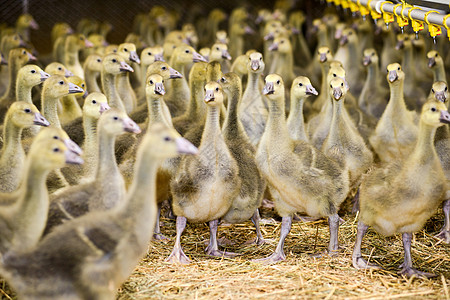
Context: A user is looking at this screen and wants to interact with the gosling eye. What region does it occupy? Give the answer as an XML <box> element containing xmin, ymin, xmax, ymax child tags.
<box><xmin>24</xmin><ymin>108</ymin><xmax>31</xmax><ymax>113</ymax></box>
<box><xmin>59</xmin><ymin>80</ymin><xmax>64</xmax><ymax>85</ymax></box>
<box><xmin>53</xmin><ymin>148</ymin><xmax>60</xmax><ymax>152</ymax></box>
<box><xmin>280</xmin><ymin>40</ymin><xmax>284</xmax><ymax>44</ymax></box>
<box><xmin>148</xmin><ymin>52</ymin><xmax>152</xmax><ymax>55</ymax></box>
<box><xmin>162</xmin><ymin>66</ymin><xmax>167</xmax><ymax>70</ymax></box>
<box><xmin>341</xmin><ymin>83</ymin><xmax>344</xmax><ymax>87</ymax></box>
<box><xmin>92</xmin><ymin>100</ymin><xmax>97</xmax><ymax>104</ymax></box>
<box><xmin>333</xmin><ymin>74</ymin><xmax>337</xmax><ymax>77</ymax></box>
<box><xmin>276</xmin><ymin>80</ymin><xmax>280</xmax><ymax>84</ymax></box>
<box><xmin>113</xmin><ymin>116</ymin><xmax>119</xmax><ymax>120</ymax></box>
<box><xmin>79</xmin><ymin>36</ymin><xmax>83</xmax><ymax>41</ymax></box>
<box><xmin>398</xmin><ymin>67</ymin><xmax>401</xmax><ymax>71</ymax></box>
<box><xmin>445</xmin><ymin>87</ymin><xmax>448</xmax><ymax>92</ymax></box>
<box><xmin>58</xmin><ymin>67</ymin><xmax>62</xmax><ymax>70</ymax></box>
<box><xmin>124</xmin><ymin>48</ymin><xmax>128</xmax><ymax>52</ymax></box>
<box><xmin>435</xmin><ymin>53</ymin><xmax>438</xmax><ymax>57</ymax></box>
<box><xmin>112</xmin><ymin>59</ymin><xmax>117</xmax><ymax>63</ymax></box>
<box><xmin>81</xmin><ymin>84</ymin><xmax>85</xmax><ymax>88</ymax></box>
<box><xmin>22</xmin><ymin>50</ymin><xmax>26</xmax><ymax>55</ymax></box>
<box><xmin>215</xmin><ymin>87</ymin><xmax>219</xmax><ymax>91</ymax></box>
<box><xmin>97</xmin><ymin>59</ymin><xmax>101</xmax><ymax>62</ymax></box>
<box><xmin>431</xmin><ymin>107</ymin><xmax>437</xmax><ymax>112</ymax></box>
<box><xmin>149</xmin><ymin>80</ymin><xmax>154</xmax><ymax>85</ymax></box>
<box><xmin>330</xmin><ymin>84</ymin><xmax>333</xmax><ymax>88</ymax></box>
<box><xmin>164</xmin><ymin>136</ymin><xmax>171</xmax><ymax>141</ymax></box>
<box><xmin>327</xmin><ymin>50</ymin><xmax>330</xmax><ymax>53</ymax></box>
<box><xmin>260</xmin><ymin>57</ymin><xmax>262</xmax><ymax>61</ymax></box>
<box><xmin>299</xmin><ymin>83</ymin><xmax>303</xmax><ymax>87</ymax></box>
<box><xmin>185</xmin><ymin>49</ymin><xmax>190</xmax><ymax>54</ymax></box>
<box><xmin>216</xmin><ymin>47</ymin><xmax>220</xmax><ymax>51</ymax></box>
<box><xmin>31</xmin><ymin>69</ymin><xmax>36</xmax><ymax>73</ymax></box>
<box><xmin>221</xmin><ymin>77</ymin><xmax>226</xmax><ymax>83</ymax></box>
<box><xmin>349</xmin><ymin>32</ymin><xmax>353</xmax><ymax>35</ymax></box>
<box><xmin>432</xmin><ymin>88</ymin><xmax>435</xmax><ymax>93</ymax></box>
<box><xmin>53</xmin><ymin>136</ymin><xmax>59</xmax><ymax>140</ymax></box>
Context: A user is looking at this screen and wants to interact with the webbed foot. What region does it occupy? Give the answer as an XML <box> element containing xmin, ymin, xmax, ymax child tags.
<box><xmin>352</xmin><ymin>255</ymin><xmax>382</xmax><ymax>270</ymax></box>
<box><xmin>205</xmin><ymin>247</ymin><xmax>240</xmax><ymax>258</ymax></box>
<box><xmin>252</xmin><ymin>251</ymin><xmax>286</xmax><ymax>264</ymax></box>
<box><xmin>434</xmin><ymin>229</ymin><xmax>450</xmax><ymax>244</ymax></box>
<box><xmin>153</xmin><ymin>233</ymin><xmax>169</xmax><ymax>241</ymax></box>
<box><xmin>398</xmin><ymin>266</ymin><xmax>436</xmax><ymax>279</ymax></box>
<box><xmin>166</xmin><ymin>247</ymin><xmax>190</xmax><ymax>264</ymax></box>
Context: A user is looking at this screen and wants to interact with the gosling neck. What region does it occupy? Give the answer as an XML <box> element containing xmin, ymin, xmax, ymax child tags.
<box><xmin>15</xmin><ymin>78</ymin><xmax>33</xmax><ymax>104</ymax></box>
<box><xmin>85</xmin><ymin>70</ymin><xmax>101</xmax><ymax>93</ymax></box>
<box><xmin>96</xmin><ymin>126</ymin><xmax>119</xmax><ymax>180</ymax></box>
<box><xmin>386</xmin><ymin>79</ymin><xmax>408</xmax><ymax>114</ymax></box>
<box><xmin>101</xmin><ymin>71</ymin><xmax>125</xmax><ymax>111</ymax></box>
<box><xmin>432</xmin><ymin>63</ymin><xmax>447</xmax><ymax>83</ymax></box>
<box><xmin>246</xmin><ymin>71</ymin><xmax>261</xmax><ymax>93</ymax></box>
<box><xmin>287</xmin><ymin>93</ymin><xmax>307</xmax><ymax>141</ymax></box>
<box><xmin>60</xmin><ymin>95</ymin><xmax>82</xmax><ymax>118</ymax></box>
<box><xmin>411</xmin><ymin>121</ymin><xmax>438</xmax><ymax>164</ymax></box>
<box><xmin>223</xmin><ymin>85</ymin><xmax>245</xmax><ymax>138</ymax></box>
<box><xmin>328</xmin><ymin>97</ymin><xmax>347</xmax><ymax>141</ymax></box>
<box><xmin>64</xmin><ymin>43</ymin><xmax>80</xmax><ymax>68</ymax></box>
<box><xmin>359</xmin><ymin>63</ymin><xmax>379</xmax><ymax>107</ymax></box>
<box><xmin>276</xmin><ymin>51</ymin><xmax>294</xmax><ymax>80</ymax></box>
<box><xmin>320</xmin><ymin>62</ymin><xmax>330</xmax><ymax>98</ymax></box>
<box><xmin>41</xmin><ymin>92</ymin><xmax>62</xmax><ymax>128</ymax></box>
<box><xmin>347</xmin><ymin>41</ymin><xmax>359</xmax><ymax>69</ymax></box>
<box><xmin>266</xmin><ymin>93</ymin><xmax>289</xmax><ymax>141</ymax></box>
<box><xmin>4</xmin><ymin>57</ymin><xmax>21</xmax><ymax>102</ymax></box>
<box><xmin>147</xmin><ymin>94</ymin><xmax>166</xmax><ymax>126</ymax></box>
<box><xmin>82</xmin><ymin>114</ymin><xmax>99</xmax><ymax>177</ymax></box>
<box><xmin>1</xmin><ymin>117</ymin><xmax>24</xmax><ymax>163</ymax></box>
<box><xmin>186</xmin><ymin>78</ymin><xmax>206</xmax><ymax>119</ymax></box>
<box><xmin>402</xmin><ymin>45</ymin><xmax>414</xmax><ymax>77</ymax></box>
<box><xmin>201</xmin><ymin>105</ymin><xmax>222</xmax><ymax>147</ymax></box>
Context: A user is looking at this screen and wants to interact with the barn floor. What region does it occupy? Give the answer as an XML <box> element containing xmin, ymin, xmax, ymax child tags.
<box><xmin>115</xmin><ymin>207</ymin><xmax>450</xmax><ymax>300</ymax></box>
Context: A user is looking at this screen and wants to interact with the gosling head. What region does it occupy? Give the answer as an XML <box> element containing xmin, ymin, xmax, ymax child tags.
<box><xmin>247</xmin><ymin>52</ymin><xmax>264</xmax><ymax>73</ymax></box>
<box><xmin>18</xmin><ymin>65</ymin><xmax>50</xmax><ymax>87</ymax></box>
<box><xmin>219</xmin><ymin>72</ymin><xmax>241</xmax><ymax>96</ymax></box>
<box><xmin>68</xmin><ymin>33</ymin><xmax>93</xmax><ymax>50</ymax></box>
<box><xmin>421</xmin><ymin>101</ymin><xmax>450</xmax><ymax>127</ymax></box>
<box><xmin>395</xmin><ymin>33</ymin><xmax>411</xmax><ymax>51</ymax></box>
<box><xmin>327</xmin><ymin>65</ymin><xmax>349</xmax><ymax>90</ymax></box>
<box><xmin>84</xmin><ymin>54</ymin><xmax>103</xmax><ymax>72</ymax></box>
<box><xmin>144</xmin><ymin>123</ymin><xmax>198</xmax><ymax>159</ymax></box>
<box><xmin>204</xmin><ymin>81</ymin><xmax>224</xmax><ymax>106</ymax></box>
<box><xmin>98</xmin><ymin>108</ymin><xmax>141</xmax><ymax>136</ymax></box>
<box><xmin>268</xmin><ymin>37</ymin><xmax>291</xmax><ymax>54</ymax></box>
<box><xmin>362</xmin><ymin>48</ymin><xmax>378</xmax><ymax>67</ymax></box>
<box><xmin>317</xmin><ymin>46</ymin><xmax>332</xmax><ymax>63</ymax></box>
<box><xmin>262</xmin><ymin>74</ymin><xmax>284</xmax><ymax>98</ymax></box>
<box><xmin>7</xmin><ymin>101</ymin><xmax>49</xmax><ymax>128</ymax></box>
<box><xmin>172</xmin><ymin>45</ymin><xmax>207</xmax><ymax>64</ymax></box>
<box><xmin>9</xmin><ymin>48</ymin><xmax>36</xmax><ymax>64</ymax></box>
<box><xmin>45</xmin><ymin>62</ymin><xmax>73</xmax><ymax>77</ymax></box>
<box><xmin>42</xmin><ymin>75</ymin><xmax>84</xmax><ymax>99</ymax></box>
<box><xmin>118</xmin><ymin>43</ymin><xmax>140</xmax><ymax>64</ymax></box>
<box><xmin>34</xmin><ymin>127</ymin><xmax>83</xmax><ymax>156</ymax></box>
<box><xmin>102</xmin><ymin>54</ymin><xmax>133</xmax><ymax>75</ymax></box>
<box><xmin>430</xmin><ymin>81</ymin><xmax>449</xmax><ymax>104</ymax></box>
<box><xmin>16</xmin><ymin>14</ymin><xmax>39</xmax><ymax>30</ymax></box>
<box><xmin>386</xmin><ymin>63</ymin><xmax>404</xmax><ymax>84</ymax></box>
<box><xmin>146</xmin><ymin>61</ymin><xmax>182</xmax><ymax>81</ymax></box>
<box><xmin>210</xmin><ymin>43</ymin><xmax>232</xmax><ymax>61</ymax></box>
<box><xmin>146</xmin><ymin>74</ymin><xmax>165</xmax><ymax>96</ymax></box>
<box><xmin>67</xmin><ymin>76</ymin><xmax>87</xmax><ymax>98</ymax></box>
<box><xmin>329</xmin><ymin>77</ymin><xmax>348</xmax><ymax>101</ymax></box>
<box><xmin>427</xmin><ymin>50</ymin><xmax>442</xmax><ymax>69</ymax></box>
<box><xmin>215</xmin><ymin>30</ymin><xmax>228</xmax><ymax>44</ymax></box>
<box><xmin>83</xmin><ymin>92</ymin><xmax>110</xmax><ymax>119</ymax></box>
<box><xmin>141</xmin><ymin>46</ymin><xmax>164</xmax><ymax>65</ymax></box>
<box><xmin>339</xmin><ymin>28</ymin><xmax>357</xmax><ymax>46</ymax></box>
<box><xmin>291</xmin><ymin>76</ymin><xmax>318</xmax><ymax>98</ymax></box>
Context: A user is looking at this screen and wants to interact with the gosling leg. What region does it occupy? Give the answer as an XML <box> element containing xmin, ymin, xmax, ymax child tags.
<box><xmin>251</xmin><ymin>209</ymin><xmax>265</xmax><ymax>245</ymax></box>
<box><xmin>352</xmin><ymin>220</ymin><xmax>381</xmax><ymax>270</ymax></box>
<box><xmin>205</xmin><ymin>219</ymin><xmax>239</xmax><ymax>258</ymax></box>
<box><xmin>398</xmin><ymin>232</ymin><xmax>436</xmax><ymax>278</ymax></box>
<box><xmin>253</xmin><ymin>215</ymin><xmax>292</xmax><ymax>264</ymax></box>
<box><xmin>328</xmin><ymin>213</ymin><xmax>340</xmax><ymax>254</ymax></box>
<box><xmin>166</xmin><ymin>216</ymin><xmax>190</xmax><ymax>264</ymax></box>
<box><xmin>153</xmin><ymin>206</ymin><xmax>168</xmax><ymax>240</ymax></box>
<box><xmin>435</xmin><ymin>200</ymin><xmax>450</xmax><ymax>243</ymax></box>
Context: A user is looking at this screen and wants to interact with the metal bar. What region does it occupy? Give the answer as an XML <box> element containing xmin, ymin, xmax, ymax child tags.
<box><xmin>350</xmin><ymin>0</ymin><xmax>450</xmax><ymax>29</ymax></box>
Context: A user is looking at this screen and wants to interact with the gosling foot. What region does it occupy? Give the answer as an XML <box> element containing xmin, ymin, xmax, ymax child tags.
<box><xmin>205</xmin><ymin>247</ymin><xmax>239</xmax><ymax>258</ymax></box>
<box><xmin>398</xmin><ymin>266</ymin><xmax>436</xmax><ymax>279</ymax></box>
<box><xmin>166</xmin><ymin>247</ymin><xmax>190</xmax><ymax>264</ymax></box>
<box><xmin>243</xmin><ymin>237</ymin><xmax>266</xmax><ymax>245</ymax></box>
<box><xmin>252</xmin><ymin>251</ymin><xmax>286</xmax><ymax>264</ymax></box>
<box><xmin>352</xmin><ymin>255</ymin><xmax>382</xmax><ymax>270</ymax></box>
<box><xmin>153</xmin><ymin>233</ymin><xmax>169</xmax><ymax>241</ymax></box>
<box><xmin>434</xmin><ymin>229</ymin><xmax>450</xmax><ymax>244</ymax></box>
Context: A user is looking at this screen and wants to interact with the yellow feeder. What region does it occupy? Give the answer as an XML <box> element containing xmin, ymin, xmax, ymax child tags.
<box><xmin>380</xmin><ymin>1</ymin><xmax>394</xmax><ymax>29</ymax></box>
<box><xmin>393</xmin><ymin>2</ymin><xmax>411</xmax><ymax>33</ymax></box>
<box><xmin>424</xmin><ymin>10</ymin><xmax>442</xmax><ymax>44</ymax></box>
<box><xmin>368</xmin><ymin>0</ymin><xmax>381</xmax><ymax>24</ymax></box>
<box><xmin>358</xmin><ymin>0</ymin><xmax>370</xmax><ymax>20</ymax></box>
<box><xmin>408</xmin><ymin>7</ymin><xmax>424</xmax><ymax>39</ymax></box>
<box><xmin>443</xmin><ymin>14</ymin><xmax>450</xmax><ymax>41</ymax></box>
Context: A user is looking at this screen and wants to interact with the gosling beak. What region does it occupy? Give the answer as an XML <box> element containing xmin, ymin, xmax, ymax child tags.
<box><xmin>306</xmin><ymin>84</ymin><xmax>318</xmax><ymax>96</ymax></box>
<box><xmin>263</xmin><ymin>32</ymin><xmax>274</xmax><ymax>41</ymax></box>
<box><xmin>395</xmin><ymin>40</ymin><xmax>404</xmax><ymax>50</ymax></box>
<box><xmin>40</xmin><ymin>70</ymin><xmax>50</xmax><ymax>81</ymax></box>
<box><xmin>129</xmin><ymin>51</ymin><xmax>140</xmax><ymax>64</ymax></box>
<box><xmin>0</xmin><ymin>53</ymin><xmax>7</xmax><ymax>65</ymax></box>
<box><xmin>65</xmin><ymin>69</ymin><xmax>74</xmax><ymax>77</ymax></box>
<box><xmin>255</xmin><ymin>15</ymin><xmax>264</xmax><ymax>24</ymax></box>
<box><xmin>154</xmin><ymin>53</ymin><xmax>164</xmax><ymax>62</ymax></box>
<box><xmin>119</xmin><ymin>61</ymin><xmax>134</xmax><ymax>72</ymax></box>
<box><xmin>99</xmin><ymin>102</ymin><xmax>110</xmax><ymax>114</ymax></box>
<box><xmin>102</xmin><ymin>40</ymin><xmax>109</xmax><ymax>47</ymax></box>
<box><xmin>440</xmin><ymin>110</ymin><xmax>450</xmax><ymax>124</ymax></box>
<box><xmin>388</xmin><ymin>70</ymin><xmax>398</xmax><ymax>83</ymax></box>
<box><xmin>64</xmin><ymin>138</ymin><xmax>83</xmax><ymax>155</ymax></box>
<box><xmin>123</xmin><ymin>117</ymin><xmax>141</xmax><ymax>133</ymax></box>
<box><xmin>155</xmin><ymin>82</ymin><xmax>165</xmax><ymax>95</ymax></box>
<box><xmin>428</xmin><ymin>57</ymin><xmax>436</xmax><ymax>68</ymax></box>
<box><xmin>262</xmin><ymin>82</ymin><xmax>275</xmax><ymax>95</ymax></box>
<box><xmin>33</xmin><ymin>113</ymin><xmax>50</xmax><ymax>126</ymax></box>
<box><xmin>319</xmin><ymin>53</ymin><xmax>327</xmax><ymax>63</ymax></box>
<box><xmin>332</xmin><ymin>87</ymin><xmax>343</xmax><ymax>100</ymax></box>
<box><xmin>176</xmin><ymin>137</ymin><xmax>198</xmax><ymax>155</ymax></box>
<box><xmin>363</xmin><ymin>56</ymin><xmax>371</xmax><ymax>66</ymax></box>
<box><xmin>268</xmin><ymin>42</ymin><xmax>278</xmax><ymax>51</ymax></box>
<box><xmin>204</xmin><ymin>90</ymin><xmax>215</xmax><ymax>102</ymax></box>
<box><xmin>221</xmin><ymin>50</ymin><xmax>232</xmax><ymax>60</ymax></box>
<box><xmin>29</xmin><ymin>19</ymin><xmax>39</xmax><ymax>30</ymax></box>
<box><xmin>192</xmin><ymin>51</ymin><xmax>207</xmax><ymax>63</ymax></box>
<box><xmin>435</xmin><ymin>91</ymin><xmax>447</xmax><ymax>103</ymax></box>
<box><xmin>251</xmin><ymin>59</ymin><xmax>260</xmax><ymax>71</ymax></box>
<box><xmin>27</xmin><ymin>52</ymin><xmax>37</xmax><ymax>61</ymax></box>
<box><xmin>82</xmin><ymin>90</ymin><xmax>89</xmax><ymax>98</ymax></box>
<box><xmin>85</xmin><ymin>39</ymin><xmax>94</xmax><ymax>48</ymax></box>
<box><xmin>244</xmin><ymin>26</ymin><xmax>255</xmax><ymax>35</ymax></box>
<box><xmin>68</xmin><ymin>82</ymin><xmax>84</xmax><ymax>94</ymax></box>
<box><xmin>339</xmin><ymin>35</ymin><xmax>348</xmax><ymax>46</ymax></box>
<box><xmin>64</xmin><ymin>150</ymin><xmax>84</xmax><ymax>165</ymax></box>
<box><xmin>334</xmin><ymin>29</ymin><xmax>343</xmax><ymax>40</ymax></box>
<box><xmin>291</xmin><ymin>27</ymin><xmax>300</xmax><ymax>35</ymax></box>
<box><xmin>169</xmin><ymin>67</ymin><xmax>183</xmax><ymax>79</ymax></box>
